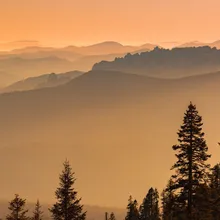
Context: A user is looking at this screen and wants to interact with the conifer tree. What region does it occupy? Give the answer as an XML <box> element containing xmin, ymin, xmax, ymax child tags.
<box><xmin>6</xmin><ymin>194</ymin><xmax>29</xmax><ymax>220</ymax></box>
<box><xmin>210</xmin><ymin>163</ymin><xmax>220</xmax><ymax>190</ymax></box>
<box><xmin>139</xmin><ymin>188</ymin><xmax>160</xmax><ymax>220</ymax></box>
<box><xmin>49</xmin><ymin>160</ymin><xmax>86</xmax><ymax>220</ymax></box>
<box><xmin>125</xmin><ymin>196</ymin><xmax>139</xmax><ymax>220</ymax></box>
<box><xmin>170</xmin><ymin>102</ymin><xmax>211</xmax><ymax>220</ymax></box>
<box><xmin>32</xmin><ymin>200</ymin><xmax>43</xmax><ymax>220</ymax></box>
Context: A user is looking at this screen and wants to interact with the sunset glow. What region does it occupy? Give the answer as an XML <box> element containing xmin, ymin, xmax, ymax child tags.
<box><xmin>1</xmin><ymin>0</ymin><xmax>220</xmax><ymax>46</ymax></box>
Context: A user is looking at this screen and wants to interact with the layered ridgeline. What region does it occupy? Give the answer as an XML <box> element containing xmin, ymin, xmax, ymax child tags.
<box><xmin>0</xmin><ymin>70</ymin><xmax>220</xmax><ymax>208</ymax></box>
<box><xmin>0</xmin><ymin>41</ymin><xmax>157</xmax><ymax>86</ymax></box>
<box><xmin>0</xmin><ymin>41</ymin><xmax>157</xmax><ymax>56</ymax></box>
<box><xmin>176</xmin><ymin>40</ymin><xmax>220</xmax><ymax>48</ymax></box>
<box><xmin>93</xmin><ymin>46</ymin><xmax>220</xmax><ymax>78</ymax></box>
<box><xmin>0</xmin><ymin>57</ymin><xmax>78</xmax><ymax>87</ymax></box>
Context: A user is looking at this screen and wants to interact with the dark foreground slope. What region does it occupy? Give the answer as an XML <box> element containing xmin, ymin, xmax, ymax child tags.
<box><xmin>0</xmin><ymin>70</ymin><xmax>220</xmax><ymax>208</ymax></box>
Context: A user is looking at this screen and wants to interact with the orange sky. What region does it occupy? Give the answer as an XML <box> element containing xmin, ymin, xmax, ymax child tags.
<box><xmin>1</xmin><ymin>0</ymin><xmax>220</xmax><ymax>46</ymax></box>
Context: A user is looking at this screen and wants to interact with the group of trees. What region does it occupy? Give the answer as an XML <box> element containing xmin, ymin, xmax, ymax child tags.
<box><xmin>125</xmin><ymin>189</ymin><xmax>160</xmax><ymax>220</ymax></box>
<box><xmin>4</xmin><ymin>160</ymin><xmax>86</xmax><ymax>220</ymax></box>
<box><xmin>6</xmin><ymin>196</ymin><xmax>42</xmax><ymax>220</ymax></box>
<box><xmin>3</xmin><ymin>102</ymin><xmax>220</xmax><ymax>220</ymax></box>
<box><xmin>125</xmin><ymin>188</ymin><xmax>160</xmax><ymax>220</ymax></box>
<box><xmin>125</xmin><ymin>102</ymin><xmax>220</xmax><ymax>220</ymax></box>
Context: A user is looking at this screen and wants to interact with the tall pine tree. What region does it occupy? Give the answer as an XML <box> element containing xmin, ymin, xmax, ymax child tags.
<box><xmin>6</xmin><ymin>194</ymin><xmax>29</xmax><ymax>220</ymax></box>
<box><xmin>49</xmin><ymin>160</ymin><xmax>86</xmax><ymax>220</ymax></box>
<box><xmin>125</xmin><ymin>196</ymin><xmax>139</xmax><ymax>220</ymax></box>
<box><xmin>170</xmin><ymin>102</ymin><xmax>211</xmax><ymax>220</ymax></box>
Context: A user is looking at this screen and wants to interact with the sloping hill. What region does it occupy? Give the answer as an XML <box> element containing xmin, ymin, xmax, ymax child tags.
<box><xmin>0</xmin><ymin>70</ymin><xmax>220</xmax><ymax>208</ymax></box>
<box><xmin>1</xmin><ymin>71</ymin><xmax>84</xmax><ymax>93</ymax></box>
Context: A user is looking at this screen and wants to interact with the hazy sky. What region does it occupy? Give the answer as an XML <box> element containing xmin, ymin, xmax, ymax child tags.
<box><xmin>1</xmin><ymin>0</ymin><xmax>220</xmax><ymax>46</ymax></box>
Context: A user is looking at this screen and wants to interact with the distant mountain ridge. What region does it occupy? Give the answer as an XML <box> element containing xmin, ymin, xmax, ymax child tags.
<box><xmin>176</xmin><ymin>40</ymin><xmax>220</xmax><ymax>49</ymax></box>
<box><xmin>0</xmin><ymin>40</ymin><xmax>40</xmax><ymax>51</ymax></box>
<box><xmin>0</xmin><ymin>56</ymin><xmax>79</xmax><ymax>86</ymax></box>
<box><xmin>177</xmin><ymin>41</ymin><xmax>206</xmax><ymax>48</ymax></box>
<box><xmin>1</xmin><ymin>41</ymin><xmax>158</xmax><ymax>56</ymax></box>
<box><xmin>93</xmin><ymin>46</ymin><xmax>220</xmax><ymax>78</ymax></box>
<box><xmin>0</xmin><ymin>41</ymin><xmax>159</xmax><ymax>86</ymax></box>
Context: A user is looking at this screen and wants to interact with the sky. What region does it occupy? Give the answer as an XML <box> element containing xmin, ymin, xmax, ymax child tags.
<box><xmin>1</xmin><ymin>0</ymin><xmax>220</xmax><ymax>46</ymax></box>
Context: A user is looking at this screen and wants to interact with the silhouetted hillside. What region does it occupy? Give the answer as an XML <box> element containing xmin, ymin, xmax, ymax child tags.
<box><xmin>1</xmin><ymin>71</ymin><xmax>84</xmax><ymax>93</ymax></box>
<box><xmin>93</xmin><ymin>46</ymin><xmax>220</xmax><ymax>78</ymax></box>
<box><xmin>0</xmin><ymin>70</ymin><xmax>220</xmax><ymax>207</ymax></box>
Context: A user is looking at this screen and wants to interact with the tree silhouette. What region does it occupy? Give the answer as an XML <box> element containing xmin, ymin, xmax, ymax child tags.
<box><xmin>170</xmin><ymin>102</ymin><xmax>211</xmax><ymax>219</ymax></box>
<box><xmin>32</xmin><ymin>200</ymin><xmax>43</xmax><ymax>220</ymax></box>
<box><xmin>6</xmin><ymin>194</ymin><xmax>29</xmax><ymax>220</ymax></box>
<box><xmin>139</xmin><ymin>188</ymin><xmax>160</xmax><ymax>220</ymax></box>
<box><xmin>125</xmin><ymin>196</ymin><xmax>139</xmax><ymax>220</ymax></box>
<box><xmin>49</xmin><ymin>160</ymin><xmax>86</xmax><ymax>220</ymax></box>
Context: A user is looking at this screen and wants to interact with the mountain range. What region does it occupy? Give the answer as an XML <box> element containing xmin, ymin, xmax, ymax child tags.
<box><xmin>4</xmin><ymin>45</ymin><xmax>220</xmax><ymax>89</ymax></box>
<box><xmin>0</xmin><ymin>41</ymin><xmax>158</xmax><ymax>86</ymax></box>
<box><xmin>0</xmin><ymin>41</ymin><xmax>157</xmax><ymax>55</ymax></box>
